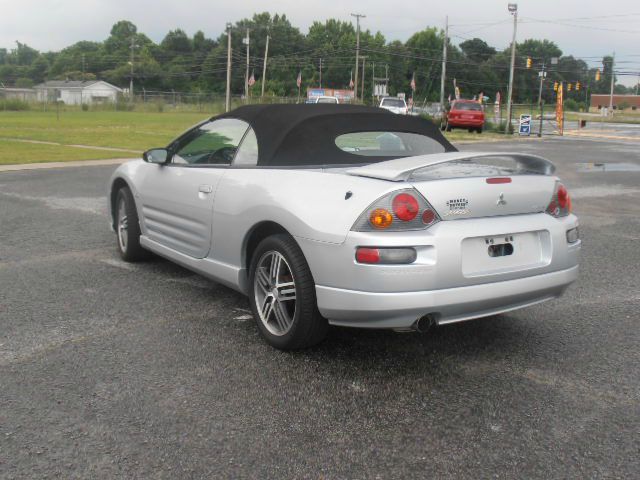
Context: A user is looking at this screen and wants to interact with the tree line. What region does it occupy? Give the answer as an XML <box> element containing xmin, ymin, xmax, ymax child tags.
<box><xmin>0</xmin><ymin>12</ymin><xmax>632</xmax><ymax>105</ymax></box>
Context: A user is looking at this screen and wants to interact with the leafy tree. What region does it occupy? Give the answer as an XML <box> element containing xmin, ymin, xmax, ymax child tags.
<box><xmin>459</xmin><ymin>38</ymin><xmax>496</xmax><ymax>63</ymax></box>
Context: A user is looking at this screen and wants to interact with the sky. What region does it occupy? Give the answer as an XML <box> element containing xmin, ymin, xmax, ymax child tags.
<box><xmin>1</xmin><ymin>0</ymin><xmax>639</xmax><ymax>86</ymax></box>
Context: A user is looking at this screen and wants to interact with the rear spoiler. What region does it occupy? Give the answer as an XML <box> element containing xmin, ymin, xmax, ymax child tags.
<box><xmin>346</xmin><ymin>151</ymin><xmax>556</xmax><ymax>182</ymax></box>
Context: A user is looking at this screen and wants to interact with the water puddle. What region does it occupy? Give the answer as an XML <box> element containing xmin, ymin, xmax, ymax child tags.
<box><xmin>577</xmin><ymin>162</ymin><xmax>640</xmax><ymax>173</ymax></box>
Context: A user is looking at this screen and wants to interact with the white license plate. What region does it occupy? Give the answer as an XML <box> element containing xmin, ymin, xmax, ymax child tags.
<box><xmin>461</xmin><ymin>231</ymin><xmax>550</xmax><ymax>277</ymax></box>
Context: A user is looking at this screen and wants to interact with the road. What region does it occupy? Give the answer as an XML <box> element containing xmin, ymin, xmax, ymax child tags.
<box><xmin>1</xmin><ymin>136</ymin><xmax>639</xmax><ymax>479</ymax></box>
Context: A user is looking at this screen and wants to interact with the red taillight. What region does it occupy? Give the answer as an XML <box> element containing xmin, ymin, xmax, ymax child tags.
<box><xmin>486</xmin><ymin>177</ymin><xmax>512</xmax><ymax>184</ymax></box>
<box><xmin>392</xmin><ymin>193</ymin><xmax>419</xmax><ymax>221</ymax></box>
<box><xmin>351</xmin><ymin>189</ymin><xmax>440</xmax><ymax>232</ymax></box>
<box><xmin>421</xmin><ymin>209</ymin><xmax>436</xmax><ymax>225</ymax></box>
<box><xmin>546</xmin><ymin>182</ymin><xmax>571</xmax><ymax>217</ymax></box>
<box><xmin>557</xmin><ymin>184</ymin><xmax>569</xmax><ymax>208</ymax></box>
<box><xmin>356</xmin><ymin>248</ymin><xmax>380</xmax><ymax>264</ymax></box>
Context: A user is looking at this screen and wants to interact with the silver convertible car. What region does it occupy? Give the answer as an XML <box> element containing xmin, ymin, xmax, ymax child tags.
<box><xmin>108</xmin><ymin>104</ymin><xmax>580</xmax><ymax>349</ymax></box>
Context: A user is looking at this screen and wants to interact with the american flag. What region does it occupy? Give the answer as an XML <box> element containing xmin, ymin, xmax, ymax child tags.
<box><xmin>248</xmin><ymin>70</ymin><xmax>255</xmax><ymax>87</ymax></box>
<box><xmin>296</xmin><ymin>70</ymin><xmax>302</xmax><ymax>88</ymax></box>
<box><xmin>410</xmin><ymin>72</ymin><xmax>416</xmax><ymax>91</ymax></box>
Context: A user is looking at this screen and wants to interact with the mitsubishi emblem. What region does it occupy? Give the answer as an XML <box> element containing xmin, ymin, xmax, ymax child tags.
<box><xmin>497</xmin><ymin>193</ymin><xmax>507</xmax><ymax>206</ymax></box>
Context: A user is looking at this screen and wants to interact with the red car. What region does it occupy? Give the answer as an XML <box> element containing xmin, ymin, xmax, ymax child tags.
<box><xmin>442</xmin><ymin>100</ymin><xmax>485</xmax><ymax>133</ymax></box>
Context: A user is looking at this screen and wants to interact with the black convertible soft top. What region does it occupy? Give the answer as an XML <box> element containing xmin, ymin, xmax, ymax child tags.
<box><xmin>215</xmin><ymin>104</ymin><xmax>456</xmax><ymax>167</ymax></box>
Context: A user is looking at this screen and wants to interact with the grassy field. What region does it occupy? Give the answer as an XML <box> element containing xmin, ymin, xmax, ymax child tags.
<box><xmin>0</xmin><ymin>110</ymin><xmax>504</xmax><ymax>165</ymax></box>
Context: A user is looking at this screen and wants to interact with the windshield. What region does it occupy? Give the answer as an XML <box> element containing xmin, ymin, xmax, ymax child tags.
<box><xmin>335</xmin><ymin>131</ymin><xmax>445</xmax><ymax>157</ymax></box>
<box><xmin>316</xmin><ymin>97</ymin><xmax>338</xmax><ymax>104</ymax></box>
<box><xmin>452</xmin><ymin>102</ymin><xmax>482</xmax><ymax>111</ymax></box>
<box><xmin>381</xmin><ymin>98</ymin><xmax>406</xmax><ymax>108</ymax></box>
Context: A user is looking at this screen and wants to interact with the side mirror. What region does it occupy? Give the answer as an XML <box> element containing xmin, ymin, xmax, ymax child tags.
<box><xmin>143</xmin><ymin>148</ymin><xmax>169</xmax><ymax>164</ymax></box>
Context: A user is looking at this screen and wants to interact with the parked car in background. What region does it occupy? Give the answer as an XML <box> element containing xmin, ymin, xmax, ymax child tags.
<box><xmin>310</xmin><ymin>96</ymin><xmax>339</xmax><ymax>104</ymax></box>
<box><xmin>108</xmin><ymin>104</ymin><xmax>579</xmax><ymax>350</ymax></box>
<box><xmin>379</xmin><ymin>97</ymin><xmax>408</xmax><ymax>115</ymax></box>
<box><xmin>442</xmin><ymin>100</ymin><xmax>485</xmax><ymax>133</ymax></box>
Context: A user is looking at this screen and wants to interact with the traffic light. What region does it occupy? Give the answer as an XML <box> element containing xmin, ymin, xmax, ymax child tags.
<box><xmin>568</xmin><ymin>83</ymin><xmax>572</xmax><ymax>91</ymax></box>
<box><xmin>595</xmin><ymin>69</ymin><xmax>601</xmax><ymax>81</ymax></box>
<box><xmin>554</xmin><ymin>81</ymin><xmax>559</xmax><ymax>91</ymax></box>
<box><xmin>576</xmin><ymin>81</ymin><xmax>581</xmax><ymax>91</ymax></box>
<box><xmin>526</xmin><ymin>57</ymin><xmax>532</xmax><ymax>69</ymax></box>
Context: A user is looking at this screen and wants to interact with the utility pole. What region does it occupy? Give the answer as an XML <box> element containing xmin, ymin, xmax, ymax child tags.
<box><xmin>505</xmin><ymin>3</ymin><xmax>518</xmax><ymax>134</ymax></box>
<box><xmin>608</xmin><ymin>52</ymin><xmax>615</xmax><ymax>114</ymax></box>
<box><xmin>225</xmin><ymin>23</ymin><xmax>232</xmax><ymax>112</ymax></box>
<box><xmin>537</xmin><ymin>61</ymin><xmax>546</xmax><ymax>137</ymax></box>
<box><xmin>244</xmin><ymin>28</ymin><xmax>250</xmax><ymax>102</ymax></box>
<box><xmin>360</xmin><ymin>56</ymin><xmax>367</xmax><ymax>103</ymax></box>
<box><xmin>129</xmin><ymin>36</ymin><xmax>135</xmax><ymax>102</ymax></box>
<box><xmin>351</xmin><ymin>13</ymin><xmax>365</xmax><ymax>102</ymax></box>
<box><xmin>537</xmin><ymin>61</ymin><xmax>546</xmax><ymax>106</ymax></box>
<box><xmin>261</xmin><ymin>33</ymin><xmax>269</xmax><ymax>99</ymax></box>
<box><xmin>319</xmin><ymin>58</ymin><xmax>323</xmax><ymax>88</ymax></box>
<box><xmin>372</xmin><ymin>62</ymin><xmax>375</xmax><ymax>103</ymax></box>
<box><xmin>439</xmin><ymin>15</ymin><xmax>448</xmax><ymax>112</ymax></box>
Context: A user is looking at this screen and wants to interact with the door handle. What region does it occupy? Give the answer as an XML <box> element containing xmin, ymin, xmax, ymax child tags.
<box><xmin>198</xmin><ymin>184</ymin><xmax>213</xmax><ymax>194</ymax></box>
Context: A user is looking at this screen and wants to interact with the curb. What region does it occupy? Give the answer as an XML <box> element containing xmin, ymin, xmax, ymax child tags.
<box><xmin>0</xmin><ymin>158</ymin><xmax>133</xmax><ymax>172</ymax></box>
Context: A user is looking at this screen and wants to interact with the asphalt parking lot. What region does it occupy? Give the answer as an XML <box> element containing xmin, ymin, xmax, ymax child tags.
<box><xmin>1</xmin><ymin>136</ymin><xmax>639</xmax><ymax>479</ymax></box>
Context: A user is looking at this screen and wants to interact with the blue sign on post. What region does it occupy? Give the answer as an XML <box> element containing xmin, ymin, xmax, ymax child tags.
<box><xmin>519</xmin><ymin>114</ymin><xmax>532</xmax><ymax>136</ymax></box>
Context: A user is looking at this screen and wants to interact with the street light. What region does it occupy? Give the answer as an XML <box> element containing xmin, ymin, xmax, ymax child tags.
<box><xmin>505</xmin><ymin>3</ymin><xmax>518</xmax><ymax>134</ymax></box>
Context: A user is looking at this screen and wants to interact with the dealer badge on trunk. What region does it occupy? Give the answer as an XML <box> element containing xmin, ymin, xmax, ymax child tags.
<box><xmin>445</xmin><ymin>198</ymin><xmax>469</xmax><ymax>216</ymax></box>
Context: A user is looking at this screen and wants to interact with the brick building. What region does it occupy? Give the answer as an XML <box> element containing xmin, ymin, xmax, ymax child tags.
<box><xmin>590</xmin><ymin>94</ymin><xmax>640</xmax><ymax>111</ymax></box>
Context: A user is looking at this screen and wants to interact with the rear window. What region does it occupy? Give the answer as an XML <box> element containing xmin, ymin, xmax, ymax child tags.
<box><xmin>316</xmin><ymin>97</ymin><xmax>338</xmax><ymax>104</ymax></box>
<box><xmin>452</xmin><ymin>102</ymin><xmax>482</xmax><ymax>111</ymax></box>
<box><xmin>335</xmin><ymin>131</ymin><xmax>446</xmax><ymax>157</ymax></box>
<box><xmin>381</xmin><ymin>98</ymin><xmax>406</xmax><ymax>108</ymax></box>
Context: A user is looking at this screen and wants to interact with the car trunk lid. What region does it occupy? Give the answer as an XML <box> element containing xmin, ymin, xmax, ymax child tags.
<box><xmin>411</xmin><ymin>175</ymin><xmax>556</xmax><ymax>220</ymax></box>
<box><xmin>347</xmin><ymin>151</ymin><xmax>557</xmax><ymax>220</ymax></box>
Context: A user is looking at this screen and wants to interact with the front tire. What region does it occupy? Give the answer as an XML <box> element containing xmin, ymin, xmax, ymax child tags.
<box><xmin>248</xmin><ymin>234</ymin><xmax>328</xmax><ymax>350</ymax></box>
<box><xmin>115</xmin><ymin>186</ymin><xmax>149</xmax><ymax>262</ymax></box>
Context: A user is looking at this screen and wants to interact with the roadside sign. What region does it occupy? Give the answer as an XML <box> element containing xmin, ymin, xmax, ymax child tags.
<box><xmin>556</xmin><ymin>83</ymin><xmax>564</xmax><ymax>135</ymax></box>
<box><xmin>519</xmin><ymin>114</ymin><xmax>532</xmax><ymax>136</ymax></box>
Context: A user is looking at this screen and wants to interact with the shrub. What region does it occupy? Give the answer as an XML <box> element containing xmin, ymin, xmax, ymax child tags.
<box><xmin>81</xmin><ymin>103</ymin><xmax>89</xmax><ymax>111</ymax></box>
<box><xmin>563</xmin><ymin>99</ymin><xmax>580</xmax><ymax>112</ymax></box>
<box><xmin>115</xmin><ymin>100</ymin><xmax>135</xmax><ymax>112</ymax></box>
<box><xmin>0</xmin><ymin>99</ymin><xmax>30</xmax><ymax>111</ymax></box>
<box><xmin>154</xmin><ymin>100</ymin><xmax>165</xmax><ymax>113</ymax></box>
<box><xmin>419</xmin><ymin>113</ymin><xmax>435</xmax><ymax>124</ymax></box>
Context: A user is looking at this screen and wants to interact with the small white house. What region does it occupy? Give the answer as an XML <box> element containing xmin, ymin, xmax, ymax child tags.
<box><xmin>34</xmin><ymin>80</ymin><xmax>123</xmax><ymax>105</ymax></box>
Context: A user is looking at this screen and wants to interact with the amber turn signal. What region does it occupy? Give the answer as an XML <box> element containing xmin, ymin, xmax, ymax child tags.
<box><xmin>369</xmin><ymin>208</ymin><xmax>393</xmax><ymax>229</ymax></box>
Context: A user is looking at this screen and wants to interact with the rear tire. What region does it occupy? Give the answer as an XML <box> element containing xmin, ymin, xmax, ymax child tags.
<box><xmin>248</xmin><ymin>234</ymin><xmax>328</xmax><ymax>350</ymax></box>
<box><xmin>115</xmin><ymin>186</ymin><xmax>150</xmax><ymax>262</ymax></box>
<box><xmin>477</xmin><ymin>126</ymin><xmax>483</xmax><ymax>134</ymax></box>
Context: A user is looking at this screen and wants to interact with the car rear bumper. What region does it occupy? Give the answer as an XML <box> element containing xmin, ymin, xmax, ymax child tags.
<box><xmin>297</xmin><ymin>212</ymin><xmax>580</xmax><ymax>329</ymax></box>
<box><xmin>316</xmin><ymin>265</ymin><xmax>578</xmax><ymax>329</ymax></box>
<box><xmin>449</xmin><ymin>118</ymin><xmax>484</xmax><ymax>127</ymax></box>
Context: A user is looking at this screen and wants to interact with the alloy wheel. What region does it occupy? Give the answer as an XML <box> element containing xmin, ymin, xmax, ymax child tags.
<box><xmin>254</xmin><ymin>250</ymin><xmax>297</xmax><ymax>336</ymax></box>
<box><xmin>117</xmin><ymin>198</ymin><xmax>128</xmax><ymax>252</ymax></box>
